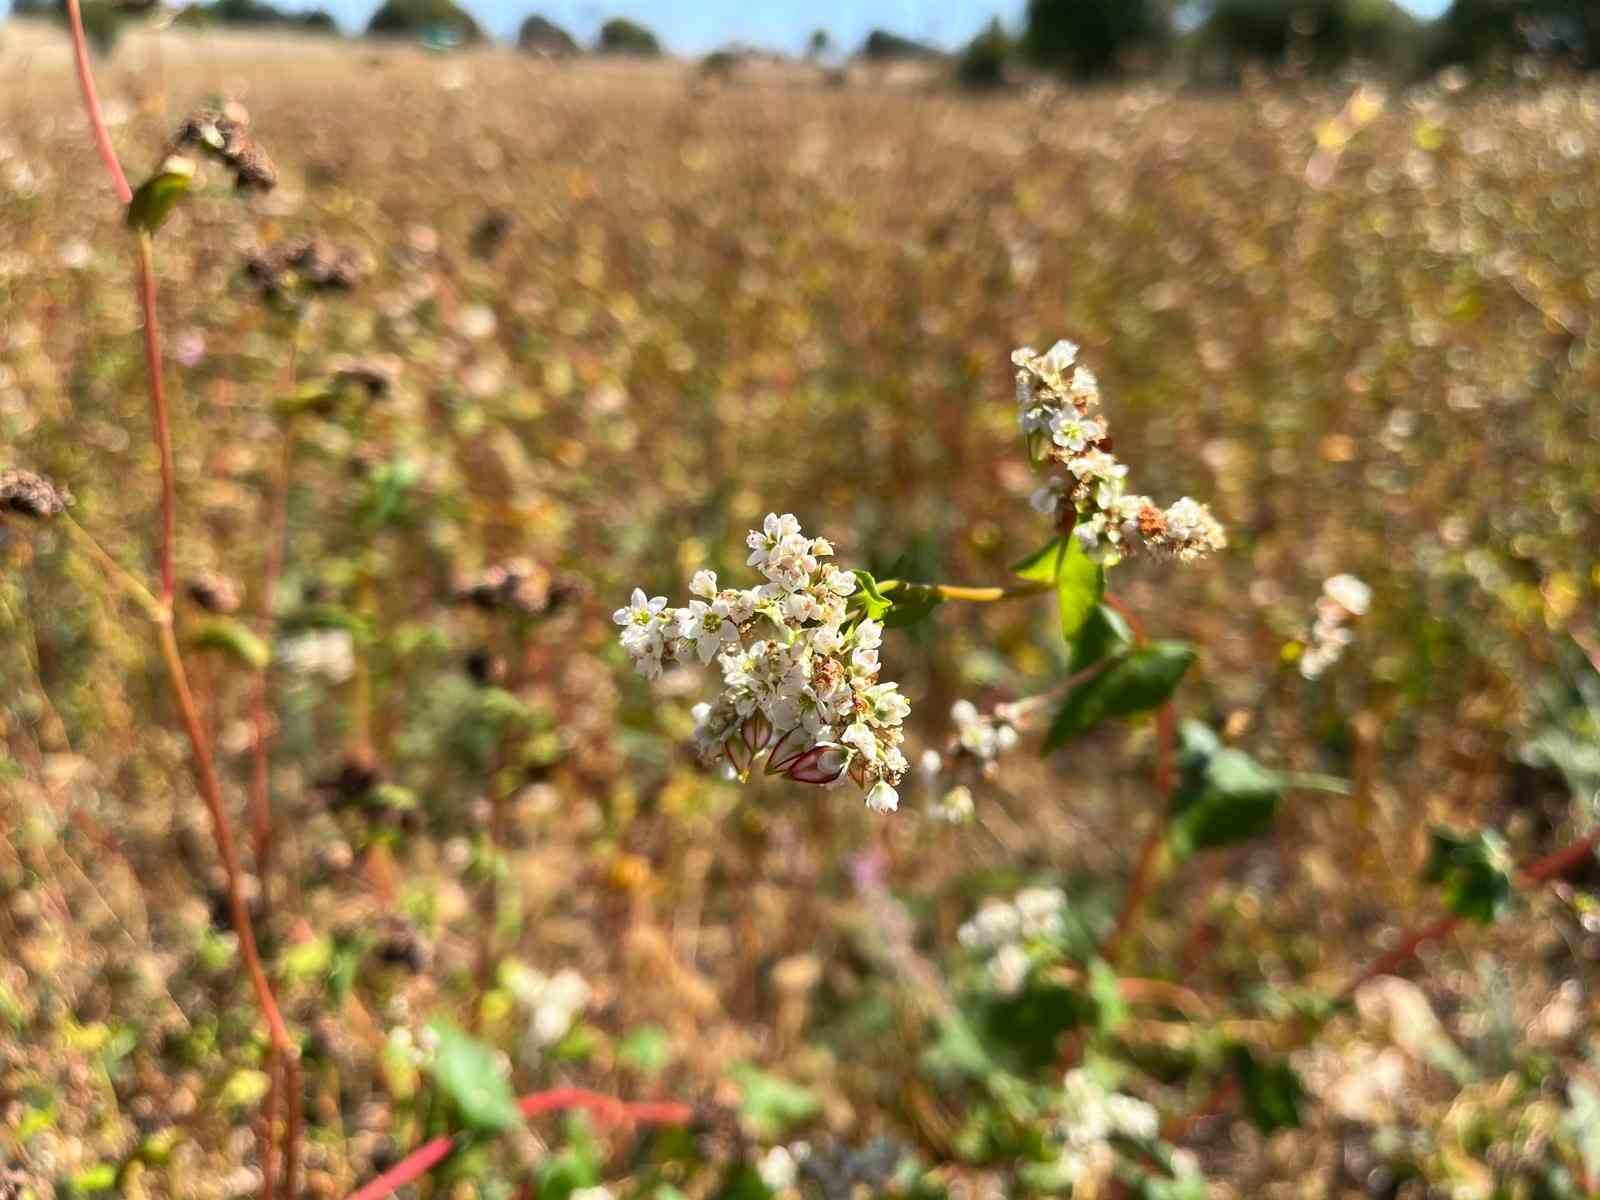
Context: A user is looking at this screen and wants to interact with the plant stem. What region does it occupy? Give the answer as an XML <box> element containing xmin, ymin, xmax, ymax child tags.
<box><xmin>930</xmin><ymin>581</ymin><xmax>1050</xmax><ymax>603</ymax></box>
<box><xmin>59</xmin><ymin>20</ymin><xmax>300</xmax><ymax>1193</ymax></box>
<box><xmin>1100</xmin><ymin>700</ymin><xmax>1177</xmax><ymax>964</ymax></box>
<box><xmin>343</xmin><ymin>1089</ymin><xmax>694</xmax><ymax>1200</ymax></box>
<box><xmin>63</xmin><ymin>0</ymin><xmax>132</xmax><ymax>206</ymax></box>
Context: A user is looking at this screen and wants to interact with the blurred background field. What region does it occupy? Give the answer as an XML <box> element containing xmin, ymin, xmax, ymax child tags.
<box><xmin>2</xmin><ymin>11</ymin><xmax>1600</xmax><ymax>1199</ymax></box>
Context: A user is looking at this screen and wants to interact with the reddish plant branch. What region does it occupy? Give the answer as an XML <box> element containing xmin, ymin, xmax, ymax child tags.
<box><xmin>1101</xmin><ymin>700</ymin><xmax>1177</xmax><ymax>964</ymax></box>
<box><xmin>343</xmin><ymin>1088</ymin><xmax>695</xmax><ymax>1200</ymax></box>
<box><xmin>63</xmin><ymin>0</ymin><xmax>132</xmax><ymax>206</ymax></box>
<box><xmin>61</xmin><ymin>20</ymin><xmax>301</xmax><ymax>1198</ymax></box>
<box><xmin>136</xmin><ymin>233</ymin><xmax>178</xmax><ymax>605</ymax></box>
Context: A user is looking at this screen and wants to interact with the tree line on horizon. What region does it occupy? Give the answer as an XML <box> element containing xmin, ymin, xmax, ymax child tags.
<box><xmin>9</xmin><ymin>0</ymin><xmax>1597</xmax><ymax>80</ymax></box>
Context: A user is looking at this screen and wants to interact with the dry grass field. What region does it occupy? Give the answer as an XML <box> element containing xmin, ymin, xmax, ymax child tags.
<box><xmin>2</xmin><ymin>21</ymin><xmax>1599</xmax><ymax>1198</ymax></box>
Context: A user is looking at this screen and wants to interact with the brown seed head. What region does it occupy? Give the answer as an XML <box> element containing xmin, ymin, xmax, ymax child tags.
<box><xmin>0</xmin><ymin>469</ymin><xmax>72</xmax><ymax>521</ymax></box>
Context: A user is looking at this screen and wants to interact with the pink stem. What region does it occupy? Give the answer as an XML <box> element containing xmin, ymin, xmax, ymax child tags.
<box><xmin>63</xmin><ymin>0</ymin><xmax>133</xmax><ymax>206</ymax></box>
<box><xmin>342</xmin><ymin>1088</ymin><xmax>694</xmax><ymax>1200</ymax></box>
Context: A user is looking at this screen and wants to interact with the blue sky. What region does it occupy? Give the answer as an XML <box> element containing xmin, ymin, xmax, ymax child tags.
<box><xmin>4</xmin><ymin>0</ymin><xmax>1454</xmax><ymax>54</ymax></box>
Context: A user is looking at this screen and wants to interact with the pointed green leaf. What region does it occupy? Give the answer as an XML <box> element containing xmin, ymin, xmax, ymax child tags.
<box><xmin>427</xmin><ymin>1019</ymin><xmax>521</xmax><ymax>1135</ymax></box>
<box><xmin>1044</xmin><ymin>642</ymin><xmax>1196</xmax><ymax>750</ymax></box>
<box><xmin>1168</xmin><ymin>742</ymin><xmax>1284</xmax><ymax>860</ymax></box>
<box><xmin>126</xmin><ymin>157</ymin><xmax>195</xmax><ymax>234</ymax></box>
<box><xmin>1012</xmin><ymin>536</ymin><xmax>1103</xmax><ymax>642</ymax></box>
<box><xmin>730</xmin><ymin>1063</ymin><xmax>818</xmax><ymax>1139</ymax></box>
<box><xmin>1068</xmin><ymin>603</ymin><xmax>1134</xmax><ymax>673</ymax></box>
<box><xmin>189</xmin><ymin>618</ymin><xmax>270</xmax><ymax>671</ymax></box>
<box><xmin>849</xmin><ymin>570</ymin><xmax>893</xmax><ymax>622</ymax></box>
<box><xmin>1088</xmin><ymin>958</ymin><xmax>1126</xmax><ymax>1033</ymax></box>
<box><xmin>1229</xmin><ymin>1045</ymin><xmax>1304</xmax><ymax>1134</ymax></box>
<box><xmin>1422</xmin><ymin>827</ymin><xmax>1514</xmax><ymax>924</ymax></box>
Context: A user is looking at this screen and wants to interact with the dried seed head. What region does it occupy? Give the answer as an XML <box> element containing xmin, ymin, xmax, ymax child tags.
<box><xmin>0</xmin><ymin>469</ymin><xmax>72</xmax><ymax>521</ymax></box>
<box><xmin>247</xmin><ymin>235</ymin><xmax>363</xmax><ymax>297</ymax></box>
<box><xmin>470</xmin><ymin>209</ymin><xmax>515</xmax><ymax>259</ymax></box>
<box><xmin>453</xmin><ymin>557</ymin><xmax>559</xmax><ymax>615</ymax></box>
<box><xmin>185</xmin><ymin>570</ymin><xmax>243</xmax><ymax>615</ymax></box>
<box><xmin>330</xmin><ymin>356</ymin><xmax>400</xmax><ymax>399</ymax></box>
<box><xmin>172</xmin><ymin>107</ymin><xmax>277</xmax><ymax>193</ymax></box>
<box><xmin>315</xmin><ymin>751</ymin><xmax>382</xmax><ymax>808</ymax></box>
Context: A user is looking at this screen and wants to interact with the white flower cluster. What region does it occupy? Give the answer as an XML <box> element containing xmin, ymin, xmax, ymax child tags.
<box><xmin>1052</xmin><ymin>1070</ymin><xmax>1162</xmax><ymax>1186</ymax></box>
<box><xmin>957</xmin><ymin>886</ymin><xmax>1068</xmax><ymax>997</ymax></box>
<box><xmin>951</xmin><ymin>699</ymin><xmax>1019</xmax><ymax>771</ymax></box>
<box><xmin>614</xmin><ymin>514</ymin><xmax>910</xmax><ymax>811</ymax></box>
<box><xmin>1014</xmin><ymin>341</ymin><xmax>1226</xmax><ymax>566</ymax></box>
<box><xmin>757</xmin><ymin>1144</ymin><xmax>808</xmax><ymax>1193</ymax></box>
<box><xmin>504</xmin><ymin>963</ymin><xmax>591</xmax><ymax>1048</ymax></box>
<box><xmin>1299</xmin><ymin>573</ymin><xmax>1372</xmax><ymax>680</ymax></box>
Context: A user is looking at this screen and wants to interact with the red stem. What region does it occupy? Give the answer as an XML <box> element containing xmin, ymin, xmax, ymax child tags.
<box><xmin>63</xmin><ymin>0</ymin><xmax>133</xmax><ymax>206</ymax></box>
<box><xmin>343</xmin><ymin>1089</ymin><xmax>694</xmax><ymax>1200</ymax></box>
<box><xmin>1100</xmin><ymin>700</ymin><xmax>1177</xmax><ymax>963</ymax></box>
<box><xmin>137</xmin><ymin>234</ymin><xmax>177</xmax><ymax>605</ymax></box>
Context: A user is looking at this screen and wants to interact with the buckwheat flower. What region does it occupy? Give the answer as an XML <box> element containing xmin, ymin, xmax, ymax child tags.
<box><xmin>746</xmin><ymin>511</ymin><xmax>804</xmax><ymax>566</ymax></box>
<box><xmin>1323</xmin><ymin>573</ymin><xmax>1372</xmax><ymax>617</ymax></box>
<box><xmin>989</xmin><ymin>942</ymin><xmax>1030</xmax><ymax>997</ymax></box>
<box><xmin>1011</xmin><ymin>341</ymin><xmax>1225</xmax><ymax>566</ymax></box>
<box><xmin>1299</xmin><ymin>573</ymin><xmax>1370</xmax><ymax>679</ymax></box>
<box><xmin>931</xmin><ymin>784</ymin><xmax>975</xmax><ymax>824</ymax></box>
<box><xmin>865</xmin><ymin>779</ymin><xmax>899</xmax><ymax>813</ymax></box>
<box><xmin>959</xmin><ymin>899</ymin><xmax>1021</xmax><ymax>951</ymax></box>
<box><xmin>1015</xmin><ymin>886</ymin><xmax>1067</xmax><ymax>938</ymax></box>
<box><xmin>758</xmin><ymin>1145</ymin><xmax>801</xmax><ymax>1192</ymax></box>
<box><xmin>1050</xmin><ymin>410</ymin><xmax>1104</xmax><ymax>454</ymax></box>
<box><xmin>678</xmin><ymin>597</ymin><xmax>740</xmax><ymax>663</ymax></box>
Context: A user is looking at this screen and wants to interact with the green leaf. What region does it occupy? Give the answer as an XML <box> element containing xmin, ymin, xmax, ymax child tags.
<box><xmin>126</xmin><ymin>157</ymin><xmax>195</xmax><ymax>234</ymax></box>
<box><xmin>1088</xmin><ymin>958</ymin><xmax>1126</xmax><ymax>1033</ymax></box>
<box><xmin>1229</xmin><ymin>1045</ymin><xmax>1303</xmax><ymax>1134</ymax></box>
<box><xmin>218</xmin><ymin>1068</ymin><xmax>271</xmax><ymax>1111</ymax></box>
<box><xmin>1422</xmin><ymin>828</ymin><xmax>1514</xmax><ymax>924</ymax></box>
<box><xmin>427</xmin><ymin>1019</ymin><xmax>522</xmax><ymax>1135</ymax></box>
<box><xmin>189</xmin><ymin>617</ymin><xmax>270</xmax><ymax>671</ymax></box>
<box><xmin>1167</xmin><ymin>737</ymin><xmax>1284</xmax><ymax>860</ymax></box>
<box><xmin>713</xmin><ymin>1165</ymin><xmax>776</xmax><ymax>1200</ymax></box>
<box><xmin>849</xmin><ymin>570</ymin><xmax>893</xmax><ymax>622</ymax></box>
<box><xmin>617</xmin><ymin>1025</ymin><xmax>673</xmax><ymax>1075</ymax></box>
<box><xmin>1068</xmin><ymin>603</ymin><xmax>1134</xmax><ymax>674</ymax></box>
<box><xmin>881</xmin><ymin>582</ymin><xmax>944</xmax><ymax>629</ymax></box>
<box><xmin>65</xmin><ymin>1165</ymin><xmax>119</xmax><ymax>1195</ymax></box>
<box><xmin>1044</xmin><ymin>642</ymin><xmax>1196</xmax><ymax>750</ymax></box>
<box><xmin>730</xmin><ymin>1064</ymin><xmax>818</xmax><ymax>1140</ymax></box>
<box><xmin>1012</xmin><ymin>536</ymin><xmax>1103</xmax><ymax>642</ymax></box>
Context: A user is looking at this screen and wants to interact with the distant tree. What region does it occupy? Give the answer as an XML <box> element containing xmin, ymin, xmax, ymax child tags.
<box><xmin>1196</xmin><ymin>0</ymin><xmax>1421</xmax><ymax>76</ymax></box>
<box><xmin>958</xmin><ymin>17</ymin><xmax>1013</xmax><ymax>88</ymax></box>
<box><xmin>596</xmin><ymin>16</ymin><xmax>660</xmax><ymax>56</ymax></box>
<box><xmin>1023</xmin><ymin>0</ymin><xmax>1168</xmax><ymax>79</ymax></box>
<box><xmin>1426</xmin><ymin>0</ymin><xmax>1596</xmax><ymax>71</ymax></box>
<box><xmin>172</xmin><ymin>0</ymin><xmax>339</xmax><ymax>32</ymax></box>
<box><xmin>10</xmin><ymin>0</ymin><xmax>125</xmax><ymax>52</ymax></box>
<box><xmin>365</xmin><ymin>0</ymin><xmax>483</xmax><ymax>44</ymax></box>
<box><xmin>517</xmin><ymin>12</ymin><xmax>577</xmax><ymax>55</ymax></box>
<box><xmin>859</xmin><ymin>28</ymin><xmax>941</xmax><ymax>61</ymax></box>
<box><xmin>806</xmin><ymin>27</ymin><xmax>832</xmax><ymax>58</ymax></box>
